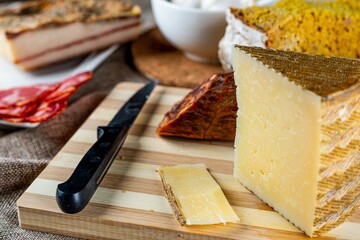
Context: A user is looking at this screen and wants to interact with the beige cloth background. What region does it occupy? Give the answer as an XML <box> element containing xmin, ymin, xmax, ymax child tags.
<box><xmin>0</xmin><ymin>1</ymin><xmax>154</xmax><ymax>239</ymax></box>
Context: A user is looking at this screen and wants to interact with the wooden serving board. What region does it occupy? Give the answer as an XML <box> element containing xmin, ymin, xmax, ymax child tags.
<box><xmin>17</xmin><ymin>82</ymin><xmax>360</xmax><ymax>240</ymax></box>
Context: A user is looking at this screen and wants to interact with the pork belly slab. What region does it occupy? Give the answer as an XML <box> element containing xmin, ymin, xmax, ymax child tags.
<box><xmin>0</xmin><ymin>0</ymin><xmax>142</xmax><ymax>70</ymax></box>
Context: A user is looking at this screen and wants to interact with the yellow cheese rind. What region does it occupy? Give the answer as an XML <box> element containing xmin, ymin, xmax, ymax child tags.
<box><xmin>232</xmin><ymin>45</ymin><xmax>360</xmax><ymax>237</ymax></box>
<box><xmin>158</xmin><ymin>164</ymin><xmax>239</xmax><ymax>226</ymax></box>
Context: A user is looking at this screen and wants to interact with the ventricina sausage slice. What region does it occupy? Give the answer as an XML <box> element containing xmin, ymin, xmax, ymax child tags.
<box><xmin>0</xmin><ymin>84</ymin><xmax>60</xmax><ymax>109</ymax></box>
<box><xmin>0</xmin><ymin>71</ymin><xmax>92</xmax><ymax>123</ymax></box>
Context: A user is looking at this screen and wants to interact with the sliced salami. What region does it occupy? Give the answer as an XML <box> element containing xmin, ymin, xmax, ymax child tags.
<box><xmin>0</xmin><ymin>71</ymin><xmax>93</xmax><ymax>123</ymax></box>
<box><xmin>60</xmin><ymin>72</ymin><xmax>93</xmax><ymax>89</ymax></box>
<box><xmin>44</xmin><ymin>88</ymin><xmax>76</xmax><ymax>103</ymax></box>
<box><xmin>44</xmin><ymin>72</ymin><xmax>92</xmax><ymax>102</ymax></box>
<box><xmin>25</xmin><ymin>101</ymin><xmax>68</xmax><ymax>123</ymax></box>
<box><xmin>0</xmin><ymin>102</ymin><xmax>38</xmax><ymax>118</ymax></box>
<box><xmin>0</xmin><ymin>84</ymin><xmax>59</xmax><ymax>109</ymax></box>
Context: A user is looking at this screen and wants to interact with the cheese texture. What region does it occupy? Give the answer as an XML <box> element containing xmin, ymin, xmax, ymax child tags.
<box><xmin>233</xmin><ymin>45</ymin><xmax>360</xmax><ymax>237</ymax></box>
<box><xmin>158</xmin><ymin>164</ymin><xmax>239</xmax><ymax>225</ymax></box>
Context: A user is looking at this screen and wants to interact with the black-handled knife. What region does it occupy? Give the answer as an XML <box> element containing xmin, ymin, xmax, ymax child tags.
<box><xmin>56</xmin><ymin>81</ymin><xmax>157</xmax><ymax>214</ymax></box>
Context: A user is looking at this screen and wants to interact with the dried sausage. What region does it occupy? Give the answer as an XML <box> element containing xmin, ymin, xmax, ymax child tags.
<box><xmin>157</xmin><ymin>72</ymin><xmax>237</xmax><ymax>141</ymax></box>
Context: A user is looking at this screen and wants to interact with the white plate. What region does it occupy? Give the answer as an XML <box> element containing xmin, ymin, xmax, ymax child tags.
<box><xmin>0</xmin><ymin>0</ymin><xmax>155</xmax><ymax>91</ymax></box>
<box><xmin>0</xmin><ymin>10</ymin><xmax>155</xmax><ymax>129</ymax></box>
<box><xmin>0</xmin><ymin>45</ymin><xmax>119</xmax><ymax>129</ymax></box>
<box><xmin>0</xmin><ymin>120</ymin><xmax>39</xmax><ymax>129</ymax></box>
<box><xmin>0</xmin><ymin>45</ymin><xmax>119</xmax><ymax>90</ymax></box>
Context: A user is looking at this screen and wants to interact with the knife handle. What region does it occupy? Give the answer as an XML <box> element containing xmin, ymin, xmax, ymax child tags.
<box><xmin>56</xmin><ymin>126</ymin><xmax>128</xmax><ymax>214</ymax></box>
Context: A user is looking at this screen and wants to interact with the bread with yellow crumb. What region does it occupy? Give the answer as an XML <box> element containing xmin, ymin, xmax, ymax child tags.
<box><xmin>219</xmin><ymin>0</ymin><xmax>360</xmax><ymax>70</ymax></box>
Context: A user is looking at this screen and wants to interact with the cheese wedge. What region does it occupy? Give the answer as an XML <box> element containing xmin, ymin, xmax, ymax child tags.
<box><xmin>233</xmin><ymin>45</ymin><xmax>360</xmax><ymax>237</ymax></box>
<box><xmin>0</xmin><ymin>0</ymin><xmax>141</xmax><ymax>70</ymax></box>
<box><xmin>158</xmin><ymin>164</ymin><xmax>239</xmax><ymax>225</ymax></box>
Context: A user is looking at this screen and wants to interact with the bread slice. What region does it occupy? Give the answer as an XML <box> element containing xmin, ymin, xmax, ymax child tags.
<box><xmin>219</xmin><ymin>0</ymin><xmax>360</xmax><ymax>70</ymax></box>
<box><xmin>0</xmin><ymin>0</ymin><xmax>141</xmax><ymax>70</ymax></box>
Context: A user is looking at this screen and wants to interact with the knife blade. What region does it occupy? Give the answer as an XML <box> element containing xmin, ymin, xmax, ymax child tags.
<box><xmin>56</xmin><ymin>81</ymin><xmax>157</xmax><ymax>214</ymax></box>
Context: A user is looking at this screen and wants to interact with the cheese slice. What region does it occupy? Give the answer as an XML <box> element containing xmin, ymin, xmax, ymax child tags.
<box><xmin>158</xmin><ymin>164</ymin><xmax>239</xmax><ymax>225</ymax></box>
<box><xmin>232</xmin><ymin>45</ymin><xmax>360</xmax><ymax>237</ymax></box>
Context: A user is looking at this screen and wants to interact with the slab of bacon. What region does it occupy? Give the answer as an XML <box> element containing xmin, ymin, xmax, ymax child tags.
<box><xmin>0</xmin><ymin>0</ymin><xmax>141</xmax><ymax>70</ymax></box>
<box><xmin>0</xmin><ymin>71</ymin><xmax>92</xmax><ymax>123</ymax></box>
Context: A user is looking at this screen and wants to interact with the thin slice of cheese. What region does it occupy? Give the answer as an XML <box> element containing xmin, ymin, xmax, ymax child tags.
<box><xmin>158</xmin><ymin>164</ymin><xmax>239</xmax><ymax>225</ymax></box>
<box><xmin>232</xmin><ymin>45</ymin><xmax>360</xmax><ymax>237</ymax></box>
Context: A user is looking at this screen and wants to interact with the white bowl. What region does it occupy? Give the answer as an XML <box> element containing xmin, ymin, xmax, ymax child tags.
<box><xmin>151</xmin><ymin>0</ymin><xmax>227</xmax><ymax>63</ymax></box>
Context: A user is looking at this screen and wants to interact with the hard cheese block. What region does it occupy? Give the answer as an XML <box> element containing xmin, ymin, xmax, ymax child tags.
<box><xmin>232</xmin><ymin>45</ymin><xmax>360</xmax><ymax>237</ymax></box>
<box><xmin>158</xmin><ymin>164</ymin><xmax>239</xmax><ymax>225</ymax></box>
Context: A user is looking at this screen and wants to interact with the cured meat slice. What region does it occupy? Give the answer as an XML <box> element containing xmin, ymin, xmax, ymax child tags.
<box><xmin>44</xmin><ymin>72</ymin><xmax>92</xmax><ymax>102</ymax></box>
<box><xmin>44</xmin><ymin>89</ymin><xmax>76</xmax><ymax>103</ymax></box>
<box><xmin>56</xmin><ymin>71</ymin><xmax>93</xmax><ymax>90</ymax></box>
<box><xmin>2</xmin><ymin>100</ymin><xmax>67</xmax><ymax>123</ymax></box>
<box><xmin>0</xmin><ymin>71</ymin><xmax>92</xmax><ymax>123</ymax></box>
<box><xmin>0</xmin><ymin>102</ymin><xmax>38</xmax><ymax>118</ymax></box>
<box><xmin>25</xmin><ymin>101</ymin><xmax>68</xmax><ymax>123</ymax></box>
<box><xmin>0</xmin><ymin>84</ymin><xmax>59</xmax><ymax>108</ymax></box>
<box><xmin>157</xmin><ymin>72</ymin><xmax>237</xmax><ymax>141</ymax></box>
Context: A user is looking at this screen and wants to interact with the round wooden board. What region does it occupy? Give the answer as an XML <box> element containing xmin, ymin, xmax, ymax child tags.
<box><xmin>131</xmin><ymin>28</ymin><xmax>224</xmax><ymax>88</ymax></box>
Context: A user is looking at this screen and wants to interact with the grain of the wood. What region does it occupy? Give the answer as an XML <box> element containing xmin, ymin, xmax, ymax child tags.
<box><xmin>17</xmin><ymin>82</ymin><xmax>360</xmax><ymax>240</ymax></box>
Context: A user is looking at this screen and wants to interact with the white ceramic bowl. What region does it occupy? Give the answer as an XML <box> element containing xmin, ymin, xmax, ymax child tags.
<box><xmin>151</xmin><ymin>0</ymin><xmax>227</xmax><ymax>63</ymax></box>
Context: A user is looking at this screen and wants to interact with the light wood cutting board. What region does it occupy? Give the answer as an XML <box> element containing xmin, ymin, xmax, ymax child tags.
<box><xmin>17</xmin><ymin>82</ymin><xmax>360</xmax><ymax>240</ymax></box>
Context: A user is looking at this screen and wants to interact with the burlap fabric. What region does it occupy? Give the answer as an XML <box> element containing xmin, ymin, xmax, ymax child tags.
<box><xmin>0</xmin><ymin>1</ymin><xmax>153</xmax><ymax>239</ymax></box>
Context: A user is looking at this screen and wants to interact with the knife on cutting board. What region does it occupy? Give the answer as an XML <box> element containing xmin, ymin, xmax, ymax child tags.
<box><xmin>56</xmin><ymin>81</ymin><xmax>157</xmax><ymax>214</ymax></box>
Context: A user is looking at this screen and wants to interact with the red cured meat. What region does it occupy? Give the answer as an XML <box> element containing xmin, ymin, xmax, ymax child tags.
<box><xmin>0</xmin><ymin>84</ymin><xmax>59</xmax><ymax>108</ymax></box>
<box><xmin>0</xmin><ymin>71</ymin><xmax>92</xmax><ymax>123</ymax></box>
<box><xmin>25</xmin><ymin>101</ymin><xmax>68</xmax><ymax>123</ymax></box>
<box><xmin>0</xmin><ymin>102</ymin><xmax>38</xmax><ymax>118</ymax></box>
<box><xmin>45</xmin><ymin>88</ymin><xmax>76</xmax><ymax>103</ymax></box>
<box><xmin>44</xmin><ymin>72</ymin><xmax>92</xmax><ymax>102</ymax></box>
<box><xmin>157</xmin><ymin>72</ymin><xmax>237</xmax><ymax>141</ymax></box>
<box><xmin>59</xmin><ymin>71</ymin><xmax>93</xmax><ymax>89</ymax></box>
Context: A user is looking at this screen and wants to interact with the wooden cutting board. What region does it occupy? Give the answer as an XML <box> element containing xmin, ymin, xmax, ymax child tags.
<box><xmin>17</xmin><ymin>82</ymin><xmax>359</xmax><ymax>240</ymax></box>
